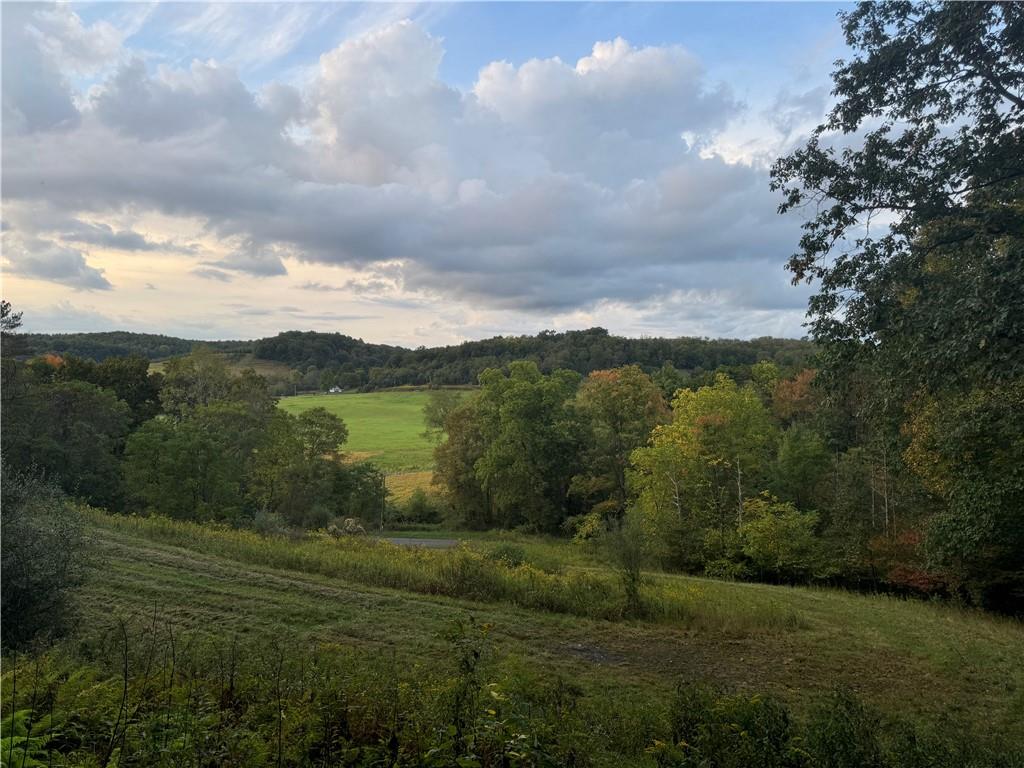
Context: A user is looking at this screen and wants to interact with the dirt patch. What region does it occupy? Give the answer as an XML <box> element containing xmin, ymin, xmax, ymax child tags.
<box><xmin>561</xmin><ymin>642</ymin><xmax>626</xmax><ymax>666</ymax></box>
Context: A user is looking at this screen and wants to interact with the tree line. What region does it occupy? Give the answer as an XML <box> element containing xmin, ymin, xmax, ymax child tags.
<box><xmin>23</xmin><ymin>326</ymin><xmax>814</xmax><ymax>391</ymax></box>
<box><xmin>430</xmin><ymin>358</ymin><xmax>1020</xmax><ymax>610</ymax></box>
<box><xmin>2</xmin><ymin>308</ymin><xmax>384</xmax><ymax>531</ymax></box>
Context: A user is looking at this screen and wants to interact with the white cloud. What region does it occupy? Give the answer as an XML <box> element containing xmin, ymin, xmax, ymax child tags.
<box><xmin>3</xmin><ymin>11</ymin><xmax>816</xmax><ymax>340</ymax></box>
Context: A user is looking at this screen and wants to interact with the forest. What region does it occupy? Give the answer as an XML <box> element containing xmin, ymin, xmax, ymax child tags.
<box><xmin>22</xmin><ymin>327</ymin><xmax>814</xmax><ymax>391</ymax></box>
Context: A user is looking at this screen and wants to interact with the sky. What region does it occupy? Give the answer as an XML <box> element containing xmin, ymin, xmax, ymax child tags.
<box><xmin>1</xmin><ymin>1</ymin><xmax>852</xmax><ymax>346</ymax></box>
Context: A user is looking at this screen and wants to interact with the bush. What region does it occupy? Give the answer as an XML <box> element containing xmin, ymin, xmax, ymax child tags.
<box><xmin>1</xmin><ymin>469</ymin><xmax>88</xmax><ymax>650</ymax></box>
<box><xmin>739</xmin><ymin>495</ymin><xmax>836</xmax><ymax>583</ymax></box>
<box><xmin>485</xmin><ymin>542</ymin><xmax>527</xmax><ymax>568</ymax></box>
<box><xmin>251</xmin><ymin>510</ymin><xmax>289</xmax><ymax>536</ymax></box>
<box><xmin>400</xmin><ymin>488</ymin><xmax>445</xmax><ymax>524</ymax></box>
<box><xmin>655</xmin><ymin>684</ymin><xmax>805</xmax><ymax>767</ymax></box>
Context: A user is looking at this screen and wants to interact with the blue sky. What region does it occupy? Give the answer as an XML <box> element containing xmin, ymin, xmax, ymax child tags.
<box><xmin>3</xmin><ymin>2</ymin><xmax>854</xmax><ymax>344</ymax></box>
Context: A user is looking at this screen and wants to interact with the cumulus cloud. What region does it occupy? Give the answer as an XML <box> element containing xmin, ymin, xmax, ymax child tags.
<box><xmin>3</xmin><ymin>9</ymin><xmax>813</xmax><ymax>337</ymax></box>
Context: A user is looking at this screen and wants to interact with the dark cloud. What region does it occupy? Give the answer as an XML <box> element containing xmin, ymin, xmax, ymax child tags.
<box><xmin>58</xmin><ymin>218</ymin><xmax>195</xmax><ymax>253</ymax></box>
<box><xmin>2</xmin><ymin>234</ymin><xmax>112</xmax><ymax>290</ymax></box>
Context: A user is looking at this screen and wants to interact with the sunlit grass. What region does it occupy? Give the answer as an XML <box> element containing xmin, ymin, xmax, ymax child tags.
<box><xmin>279</xmin><ymin>391</ymin><xmax>454</xmax><ymax>471</ymax></box>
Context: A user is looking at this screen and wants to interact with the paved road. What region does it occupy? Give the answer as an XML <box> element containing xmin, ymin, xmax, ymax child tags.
<box><xmin>382</xmin><ymin>537</ymin><xmax>458</xmax><ymax>549</ymax></box>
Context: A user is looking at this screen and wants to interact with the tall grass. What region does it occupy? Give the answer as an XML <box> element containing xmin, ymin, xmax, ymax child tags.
<box><xmin>4</xmin><ymin>622</ymin><xmax>1017</xmax><ymax>768</ymax></box>
<box><xmin>88</xmin><ymin>512</ymin><xmax>802</xmax><ymax>632</ymax></box>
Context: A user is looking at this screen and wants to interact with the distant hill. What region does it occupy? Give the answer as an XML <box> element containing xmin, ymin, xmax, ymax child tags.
<box><xmin>22</xmin><ymin>331</ymin><xmax>250</xmax><ymax>362</ymax></box>
<box><xmin>22</xmin><ymin>327</ymin><xmax>815</xmax><ymax>388</ymax></box>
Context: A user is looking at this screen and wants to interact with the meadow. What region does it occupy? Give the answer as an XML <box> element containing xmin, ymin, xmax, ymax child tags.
<box><xmin>279</xmin><ymin>390</ymin><xmax>463</xmax><ymax>502</ymax></box>
<box><xmin>5</xmin><ymin>511</ymin><xmax>1024</xmax><ymax>766</ymax></box>
<box><xmin>74</xmin><ymin>512</ymin><xmax>1024</xmax><ymax>741</ymax></box>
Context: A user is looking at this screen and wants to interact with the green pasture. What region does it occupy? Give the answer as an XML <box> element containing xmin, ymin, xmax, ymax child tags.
<box><xmin>278</xmin><ymin>390</ymin><xmax>456</xmax><ymax>472</ymax></box>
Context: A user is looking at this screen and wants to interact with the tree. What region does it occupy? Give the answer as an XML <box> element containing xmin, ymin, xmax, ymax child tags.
<box><xmin>422</xmin><ymin>389</ymin><xmax>464</xmax><ymax>443</ymax></box>
<box><xmin>159</xmin><ymin>347</ymin><xmax>235</xmax><ymax>416</ymax></box>
<box><xmin>433</xmin><ymin>396</ymin><xmax>491</xmax><ymax>528</ymax></box>
<box><xmin>472</xmin><ymin>362</ymin><xmax>583</xmax><ymax>531</ymax></box>
<box><xmin>1</xmin><ymin>379</ymin><xmax>131</xmax><ymax>507</ymax></box>
<box><xmin>571</xmin><ymin>366</ymin><xmax>668</xmax><ymax>524</ymax></box>
<box><xmin>630</xmin><ymin>374</ymin><xmax>779</xmax><ymax>568</ymax></box>
<box><xmin>772</xmin><ymin>424</ymin><xmax>831</xmax><ymax>510</ymax></box>
<box><xmin>1</xmin><ymin>299</ymin><xmax>27</xmax><ymax>358</ymax></box>
<box><xmin>903</xmin><ymin>382</ymin><xmax>1024</xmax><ymax>608</ymax></box>
<box><xmin>771</xmin><ymin>1</ymin><xmax>1023</xmax><ymax>395</ymax></box>
<box><xmin>51</xmin><ymin>354</ymin><xmax>162</xmax><ymax>425</ymax></box>
<box><xmin>296</xmin><ymin>407</ymin><xmax>349</xmax><ymax>459</ymax></box>
<box><xmin>122</xmin><ymin>406</ymin><xmax>252</xmax><ymax>521</ymax></box>
<box><xmin>771</xmin><ymin>1</ymin><xmax>1024</xmax><ymax>607</ymax></box>
<box><xmin>247</xmin><ymin>410</ymin><xmax>379</xmax><ymax>529</ymax></box>
<box><xmin>739</xmin><ymin>495</ymin><xmax>834</xmax><ymax>583</ymax></box>
<box><xmin>772</xmin><ymin>369</ymin><xmax>819</xmax><ymax>425</ymax></box>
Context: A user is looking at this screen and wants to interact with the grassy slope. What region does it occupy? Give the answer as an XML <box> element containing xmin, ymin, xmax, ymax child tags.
<box><xmin>82</xmin><ymin>513</ymin><xmax>1024</xmax><ymax>741</ymax></box>
<box><xmin>278</xmin><ymin>391</ymin><xmax>444</xmax><ymax>472</ymax></box>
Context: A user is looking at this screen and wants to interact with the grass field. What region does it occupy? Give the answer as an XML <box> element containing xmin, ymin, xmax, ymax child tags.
<box><xmin>279</xmin><ymin>391</ymin><xmax>455</xmax><ymax>473</ymax></box>
<box><xmin>77</xmin><ymin>512</ymin><xmax>1024</xmax><ymax>744</ymax></box>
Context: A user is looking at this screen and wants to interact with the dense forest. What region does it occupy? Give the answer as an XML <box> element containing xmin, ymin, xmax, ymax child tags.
<box><xmin>23</xmin><ymin>327</ymin><xmax>814</xmax><ymax>390</ymax></box>
<box><xmin>21</xmin><ymin>331</ymin><xmax>245</xmax><ymax>361</ymax></box>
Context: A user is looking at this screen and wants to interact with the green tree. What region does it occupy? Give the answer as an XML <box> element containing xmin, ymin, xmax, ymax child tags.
<box><xmin>630</xmin><ymin>374</ymin><xmax>779</xmax><ymax>567</ymax></box>
<box><xmin>903</xmin><ymin>382</ymin><xmax>1024</xmax><ymax>608</ymax></box>
<box><xmin>1</xmin><ymin>379</ymin><xmax>131</xmax><ymax>507</ymax></box>
<box><xmin>433</xmin><ymin>396</ymin><xmax>491</xmax><ymax>528</ymax></box>
<box><xmin>1</xmin><ymin>299</ymin><xmax>27</xmax><ymax>358</ymax></box>
<box><xmin>122</xmin><ymin>406</ymin><xmax>252</xmax><ymax>522</ymax></box>
<box><xmin>772</xmin><ymin>424</ymin><xmax>831</xmax><ymax>510</ymax></box>
<box><xmin>571</xmin><ymin>366</ymin><xmax>668</xmax><ymax>524</ymax></box>
<box><xmin>472</xmin><ymin>362</ymin><xmax>583</xmax><ymax>531</ymax></box>
<box><xmin>771</xmin><ymin>1</ymin><xmax>1024</xmax><ymax>606</ymax></box>
<box><xmin>422</xmin><ymin>389</ymin><xmax>464</xmax><ymax>443</ymax></box>
<box><xmin>771</xmin><ymin>2</ymin><xmax>1024</xmax><ymax>395</ymax></box>
<box><xmin>158</xmin><ymin>347</ymin><xmax>235</xmax><ymax>416</ymax></box>
<box><xmin>296</xmin><ymin>407</ymin><xmax>349</xmax><ymax>459</ymax></box>
<box><xmin>739</xmin><ymin>495</ymin><xmax>834</xmax><ymax>583</ymax></box>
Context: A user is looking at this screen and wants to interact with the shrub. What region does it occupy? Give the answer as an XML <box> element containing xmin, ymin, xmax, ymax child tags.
<box><xmin>655</xmin><ymin>684</ymin><xmax>805</xmax><ymax>767</ymax></box>
<box><xmin>485</xmin><ymin>542</ymin><xmax>527</xmax><ymax>568</ymax></box>
<box><xmin>399</xmin><ymin>488</ymin><xmax>445</xmax><ymax>524</ymax></box>
<box><xmin>740</xmin><ymin>495</ymin><xmax>836</xmax><ymax>582</ymax></box>
<box><xmin>1</xmin><ymin>468</ymin><xmax>88</xmax><ymax>650</ymax></box>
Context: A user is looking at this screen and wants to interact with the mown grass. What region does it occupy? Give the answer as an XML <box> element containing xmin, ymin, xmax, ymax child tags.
<box><xmin>278</xmin><ymin>391</ymin><xmax>451</xmax><ymax>471</ymax></box>
<box><xmin>86</xmin><ymin>512</ymin><xmax>756</xmax><ymax>628</ymax></box>
<box><xmin>79</xmin><ymin>510</ymin><xmax>1024</xmax><ymax>743</ymax></box>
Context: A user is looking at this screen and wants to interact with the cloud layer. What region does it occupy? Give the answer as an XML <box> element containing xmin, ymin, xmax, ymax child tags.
<box><xmin>2</xmin><ymin>4</ymin><xmax>821</xmax><ymax>340</ymax></box>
